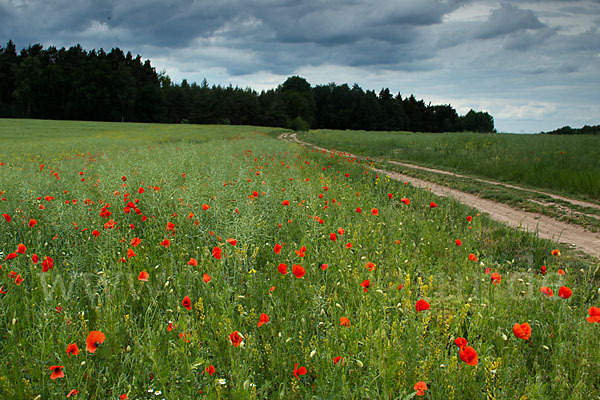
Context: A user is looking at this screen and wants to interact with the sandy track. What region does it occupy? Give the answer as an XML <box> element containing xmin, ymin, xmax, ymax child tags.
<box><xmin>279</xmin><ymin>132</ymin><xmax>600</xmax><ymax>259</ymax></box>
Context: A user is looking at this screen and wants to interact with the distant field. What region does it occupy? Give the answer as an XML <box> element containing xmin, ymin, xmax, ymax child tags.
<box><xmin>0</xmin><ymin>119</ymin><xmax>598</xmax><ymax>399</ymax></box>
<box><xmin>298</xmin><ymin>130</ymin><xmax>600</xmax><ymax>201</ymax></box>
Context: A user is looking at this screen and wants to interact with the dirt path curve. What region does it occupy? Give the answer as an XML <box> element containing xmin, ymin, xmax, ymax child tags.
<box><xmin>279</xmin><ymin>132</ymin><xmax>600</xmax><ymax>259</ymax></box>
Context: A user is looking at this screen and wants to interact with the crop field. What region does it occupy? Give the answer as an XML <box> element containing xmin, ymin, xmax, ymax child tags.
<box><xmin>0</xmin><ymin>119</ymin><xmax>599</xmax><ymax>399</ymax></box>
<box><xmin>298</xmin><ymin>130</ymin><xmax>600</xmax><ymax>202</ymax></box>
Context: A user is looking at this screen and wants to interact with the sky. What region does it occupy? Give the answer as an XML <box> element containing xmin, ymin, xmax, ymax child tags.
<box><xmin>1</xmin><ymin>0</ymin><xmax>599</xmax><ymax>133</ymax></box>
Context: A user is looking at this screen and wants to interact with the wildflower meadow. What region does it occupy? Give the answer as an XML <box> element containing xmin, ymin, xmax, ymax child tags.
<box><xmin>0</xmin><ymin>119</ymin><xmax>598</xmax><ymax>399</ymax></box>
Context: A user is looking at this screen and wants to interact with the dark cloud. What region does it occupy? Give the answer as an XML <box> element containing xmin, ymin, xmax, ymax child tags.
<box><xmin>0</xmin><ymin>0</ymin><xmax>598</xmax><ymax>132</ymax></box>
<box><xmin>475</xmin><ymin>3</ymin><xmax>546</xmax><ymax>39</ymax></box>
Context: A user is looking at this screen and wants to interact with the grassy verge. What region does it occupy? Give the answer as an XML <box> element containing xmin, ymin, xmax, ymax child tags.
<box><xmin>376</xmin><ymin>161</ymin><xmax>600</xmax><ymax>233</ymax></box>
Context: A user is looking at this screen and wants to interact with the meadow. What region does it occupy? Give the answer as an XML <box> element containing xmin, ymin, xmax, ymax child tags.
<box><xmin>0</xmin><ymin>119</ymin><xmax>599</xmax><ymax>399</ymax></box>
<box><xmin>297</xmin><ymin>130</ymin><xmax>600</xmax><ymax>202</ymax></box>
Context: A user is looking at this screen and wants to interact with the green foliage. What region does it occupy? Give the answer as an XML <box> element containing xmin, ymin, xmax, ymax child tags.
<box><xmin>542</xmin><ymin>125</ymin><xmax>600</xmax><ymax>135</ymax></box>
<box><xmin>0</xmin><ymin>41</ymin><xmax>497</xmax><ymax>133</ymax></box>
<box><xmin>287</xmin><ymin>116</ymin><xmax>310</xmax><ymax>132</ymax></box>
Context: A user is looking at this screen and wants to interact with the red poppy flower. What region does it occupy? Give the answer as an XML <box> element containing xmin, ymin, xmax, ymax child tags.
<box><xmin>257</xmin><ymin>313</ymin><xmax>269</xmax><ymax>327</ymax></box>
<box><xmin>138</xmin><ymin>187</ymin><xmax>145</xmax><ymax>194</ymax></box>
<box><xmin>138</xmin><ymin>271</ymin><xmax>149</xmax><ymax>281</ymax></box>
<box><xmin>415</xmin><ymin>299</ymin><xmax>430</xmax><ymax>312</ymax></box>
<box><xmin>278</xmin><ymin>263</ymin><xmax>288</xmax><ymax>275</ymax></box>
<box><xmin>204</xmin><ymin>365</ymin><xmax>215</xmax><ymax>376</ymax></box>
<box><xmin>28</xmin><ymin>219</ymin><xmax>37</xmax><ymax>227</ymax></box>
<box><xmin>202</xmin><ymin>204</ymin><xmax>210</xmax><ymax>210</ymax></box>
<box><xmin>182</xmin><ymin>296</ymin><xmax>192</xmax><ymax>311</ymax></box>
<box><xmin>130</xmin><ymin>237</ymin><xmax>141</xmax><ymax>247</ymax></box>
<box><xmin>459</xmin><ymin>346</ymin><xmax>478</xmax><ymax>366</ymax></box>
<box><xmin>292</xmin><ymin>264</ymin><xmax>305</xmax><ymax>278</ymax></box>
<box><xmin>230</xmin><ymin>331</ymin><xmax>242</xmax><ymax>347</ymax></box>
<box><xmin>295</xmin><ymin>247</ymin><xmax>306</xmax><ymax>257</ymax></box>
<box><xmin>365</xmin><ymin>262</ymin><xmax>375</xmax><ymax>271</ymax></box>
<box><xmin>42</xmin><ymin>256</ymin><xmax>54</xmax><ymax>272</ymax></box>
<box><xmin>587</xmin><ymin>306</ymin><xmax>600</xmax><ymax>323</ymax></box>
<box><xmin>86</xmin><ymin>331</ymin><xmax>105</xmax><ymax>353</ymax></box>
<box><xmin>14</xmin><ymin>274</ymin><xmax>24</xmax><ymax>285</ymax></box>
<box><xmin>293</xmin><ymin>363</ymin><xmax>307</xmax><ymax>381</ymax></box>
<box><xmin>330</xmin><ymin>233</ymin><xmax>337</xmax><ymax>241</ymax></box>
<box><xmin>490</xmin><ymin>273</ymin><xmax>501</xmax><ymax>285</ymax></box>
<box><xmin>127</xmin><ymin>248</ymin><xmax>136</xmax><ymax>258</ymax></box>
<box><xmin>226</xmin><ymin>238</ymin><xmax>237</xmax><ymax>246</ymax></box>
<box><xmin>455</xmin><ymin>239</ymin><xmax>462</xmax><ymax>246</ymax></box>
<box><xmin>360</xmin><ymin>279</ymin><xmax>370</xmax><ymax>292</ymax></box>
<box><xmin>356</xmin><ymin>207</ymin><xmax>362</xmax><ymax>213</ymax></box>
<box><xmin>92</xmin><ymin>230</ymin><xmax>100</xmax><ymax>238</ymax></box>
<box><xmin>430</xmin><ymin>202</ymin><xmax>437</xmax><ymax>208</ymax></box>
<box><xmin>337</xmin><ymin>227</ymin><xmax>345</xmax><ymax>235</ymax></box>
<box><xmin>160</xmin><ymin>238</ymin><xmax>171</xmax><ymax>247</ymax></box>
<box><xmin>282</xmin><ymin>200</ymin><xmax>289</xmax><ymax>206</ymax></box>
<box><xmin>414</xmin><ymin>381</ymin><xmax>428</xmax><ymax>396</ymax></box>
<box><xmin>44</xmin><ymin>196</ymin><xmax>54</xmax><ymax>202</ymax></box>
<box><xmin>468</xmin><ymin>253</ymin><xmax>478</xmax><ymax>262</ymax></box>
<box><xmin>49</xmin><ymin>365</ymin><xmax>65</xmax><ymax>380</ymax></box>
<box><xmin>32</xmin><ymin>254</ymin><xmax>39</xmax><ymax>264</ymax></box>
<box><xmin>340</xmin><ymin>317</ymin><xmax>350</xmax><ymax>327</ymax></box>
<box><xmin>212</xmin><ymin>246</ymin><xmax>222</xmax><ymax>260</ymax></box>
<box><xmin>203</xmin><ymin>273</ymin><xmax>211</xmax><ymax>283</ymax></box>
<box><xmin>558</xmin><ymin>269</ymin><xmax>565</xmax><ymax>275</ymax></box>
<box><xmin>67</xmin><ymin>389</ymin><xmax>79</xmax><ymax>397</ymax></box>
<box><xmin>179</xmin><ymin>332</ymin><xmax>191</xmax><ymax>342</ymax></box>
<box><xmin>558</xmin><ymin>286</ymin><xmax>572</xmax><ymax>299</ymax></box>
<box><xmin>321</xmin><ymin>263</ymin><xmax>328</xmax><ymax>271</ymax></box>
<box><xmin>540</xmin><ymin>287</ymin><xmax>554</xmax><ymax>297</ymax></box>
<box><xmin>371</xmin><ymin>208</ymin><xmax>379</xmax><ymax>216</ymax></box>
<box><xmin>401</xmin><ymin>198</ymin><xmax>410</xmax><ymax>205</ymax></box>
<box><xmin>467</xmin><ymin>215</ymin><xmax>472</xmax><ymax>222</ymax></box>
<box><xmin>119</xmin><ymin>395</ymin><xmax>128</xmax><ymax>400</ymax></box>
<box><xmin>541</xmin><ymin>265</ymin><xmax>547</xmax><ymax>274</ymax></box>
<box><xmin>513</xmin><ymin>322</ymin><xmax>531</xmax><ymax>340</ymax></box>
<box><xmin>454</xmin><ymin>337</ymin><xmax>467</xmax><ymax>349</ymax></box>
<box><xmin>5</xmin><ymin>252</ymin><xmax>16</xmax><ymax>261</ymax></box>
<box><xmin>551</xmin><ymin>249</ymin><xmax>561</xmax><ymax>256</ymax></box>
<box><xmin>274</xmin><ymin>243</ymin><xmax>282</xmax><ymax>254</ymax></box>
<box><xmin>333</xmin><ymin>356</ymin><xmax>344</xmax><ymax>364</ymax></box>
<box><xmin>66</xmin><ymin>343</ymin><xmax>80</xmax><ymax>358</ymax></box>
<box><xmin>2</xmin><ymin>214</ymin><xmax>10</xmax><ymax>222</ymax></box>
<box><xmin>387</xmin><ymin>193</ymin><xmax>393</xmax><ymax>199</ymax></box>
<box><xmin>188</xmin><ymin>258</ymin><xmax>198</xmax><ymax>266</ymax></box>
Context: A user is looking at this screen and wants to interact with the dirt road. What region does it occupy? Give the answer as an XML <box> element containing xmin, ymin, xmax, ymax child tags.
<box><xmin>279</xmin><ymin>132</ymin><xmax>600</xmax><ymax>259</ymax></box>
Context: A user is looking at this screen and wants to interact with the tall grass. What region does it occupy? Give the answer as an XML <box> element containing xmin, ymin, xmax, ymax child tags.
<box><xmin>298</xmin><ymin>130</ymin><xmax>600</xmax><ymax>201</ymax></box>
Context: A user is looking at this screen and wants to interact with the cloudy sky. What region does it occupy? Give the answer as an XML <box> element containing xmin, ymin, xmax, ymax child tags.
<box><xmin>1</xmin><ymin>0</ymin><xmax>599</xmax><ymax>132</ymax></box>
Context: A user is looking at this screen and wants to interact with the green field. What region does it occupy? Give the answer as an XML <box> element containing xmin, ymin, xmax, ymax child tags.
<box><xmin>298</xmin><ymin>130</ymin><xmax>600</xmax><ymax>202</ymax></box>
<box><xmin>0</xmin><ymin>119</ymin><xmax>599</xmax><ymax>399</ymax></box>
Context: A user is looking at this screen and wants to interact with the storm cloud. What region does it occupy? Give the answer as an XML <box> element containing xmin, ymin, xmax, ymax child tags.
<box><xmin>1</xmin><ymin>0</ymin><xmax>598</xmax><ymax>132</ymax></box>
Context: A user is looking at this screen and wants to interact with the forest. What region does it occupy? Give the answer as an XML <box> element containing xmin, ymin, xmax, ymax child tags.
<box><xmin>0</xmin><ymin>41</ymin><xmax>495</xmax><ymax>132</ymax></box>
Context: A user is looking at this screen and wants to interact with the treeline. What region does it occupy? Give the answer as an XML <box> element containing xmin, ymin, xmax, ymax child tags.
<box><xmin>541</xmin><ymin>125</ymin><xmax>600</xmax><ymax>135</ymax></box>
<box><xmin>0</xmin><ymin>41</ymin><xmax>495</xmax><ymax>132</ymax></box>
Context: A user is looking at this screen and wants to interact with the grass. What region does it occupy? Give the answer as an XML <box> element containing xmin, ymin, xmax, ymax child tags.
<box><xmin>297</xmin><ymin>130</ymin><xmax>600</xmax><ymax>202</ymax></box>
<box><xmin>0</xmin><ymin>119</ymin><xmax>599</xmax><ymax>399</ymax></box>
